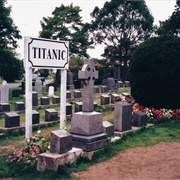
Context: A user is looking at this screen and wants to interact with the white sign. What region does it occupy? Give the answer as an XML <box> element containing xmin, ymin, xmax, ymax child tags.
<box><xmin>24</xmin><ymin>37</ymin><xmax>69</xmax><ymax>69</ymax></box>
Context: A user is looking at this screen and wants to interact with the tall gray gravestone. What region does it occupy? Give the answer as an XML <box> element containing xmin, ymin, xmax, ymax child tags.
<box><xmin>114</xmin><ymin>101</ymin><xmax>132</xmax><ymax>132</ymax></box>
<box><xmin>70</xmin><ymin>59</ymin><xmax>111</xmax><ymax>152</ymax></box>
<box><xmin>35</xmin><ymin>77</ymin><xmax>42</xmax><ymax>98</ymax></box>
<box><xmin>0</xmin><ymin>80</ymin><xmax>9</xmax><ymax>103</ymax></box>
<box><xmin>67</xmin><ymin>70</ymin><xmax>74</xmax><ymax>90</ymax></box>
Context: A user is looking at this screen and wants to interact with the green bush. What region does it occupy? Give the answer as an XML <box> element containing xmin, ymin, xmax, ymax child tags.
<box><xmin>129</xmin><ymin>35</ymin><xmax>180</xmax><ymax>109</ymax></box>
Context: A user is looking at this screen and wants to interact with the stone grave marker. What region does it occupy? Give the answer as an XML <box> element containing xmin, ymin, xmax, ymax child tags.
<box><xmin>132</xmin><ymin>111</ymin><xmax>147</xmax><ymax>127</ymax></box>
<box><xmin>114</xmin><ymin>101</ymin><xmax>132</xmax><ymax>132</ymax></box>
<box><xmin>0</xmin><ymin>80</ymin><xmax>9</xmax><ymax>103</ymax></box>
<box><xmin>70</xmin><ymin>59</ymin><xmax>111</xmax><ymax>152</ymax></box>
<box><xmin>48</xmin><ymin>86</ymin><xmax>54</xmax><ymax>97</ymax></box>
<box><xmin>67</xmin><ymin>70</ymin><xmax>74</xmax><ymax>90</ymax></box>
<box><xmin>5</xmin><ymin>112</ymin><xmax>20</xmax><ymax>128</ymax></box>
<box><xmin>107</xmin><ymin>78</ymin><xmax>115</xmax><ymax>92</ymax></box>
<box><xmin>35</xmin><ymin>77</ymin><xmax>42</xmax><ymax>98</ymax></box>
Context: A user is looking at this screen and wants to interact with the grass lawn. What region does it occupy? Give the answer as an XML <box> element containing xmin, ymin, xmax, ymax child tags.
<box><xmin>0</xmin><ymin>119</ymin><xmax>179</xmax><ymax>179</ymax></box>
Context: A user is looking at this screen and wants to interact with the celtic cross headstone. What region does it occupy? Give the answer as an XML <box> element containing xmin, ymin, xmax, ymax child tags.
<box><xmin>78</xmin><ymin>59</ymin><xmax>98</xmax><ymax>112</ymax></box>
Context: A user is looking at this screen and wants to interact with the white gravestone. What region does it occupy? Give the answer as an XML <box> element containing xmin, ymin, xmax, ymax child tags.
<box><xmin>48</xmin><ymin>86</ymin><xmax>54</xmax><ymax>97</ymax></box>
<box><xmin>0</xmin><ymin>80</ymin><xmax>9</xmax><ymax>103</ymax></box>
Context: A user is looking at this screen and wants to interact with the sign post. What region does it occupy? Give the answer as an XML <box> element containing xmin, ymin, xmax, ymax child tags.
<box><xmin>24</xmin><ymin>37</ymin><xmax>69</xmax><ymax>139</ymax></box>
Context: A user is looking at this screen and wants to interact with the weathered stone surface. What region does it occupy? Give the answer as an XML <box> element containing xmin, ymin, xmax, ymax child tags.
<box><xmin>93</xmin><ymin>86</ymin><xmax>100</xmax><ymax>93</ymax></box>
<box><xmin>70</xmin><ymin>112</ymin><xmax>103</xmax><ymax>136</ymax></box>
<box><xmin>52</xmin><ymin>96</ymin><xmax>60</xmax><ymax>104</ymax></box>
<box><xmin>50</xmin><ymin>130</ymin><xmax>72</xmax><ymax>154</ymax></box>
<box><xmin>40</xmin><ymin>96</ymin><xmax>50</xmax><ymax>105</ymax></box>
<box><xmin>72</xmin><ymin>137</ymin><xmax>111</xmax><ymax>152</ymax></box>
<box><xmin>114</xmin><ymin>101</ymin><xmax>132</xmax><ymax>132</ymax></box>
<box><xmin>66</xmin><ymin>91</ymin><xmax>72</xmax><ymax>99</ymax></box>
<box><xmin>111</xmin><ymin>94</ymin><xmax>120</xmax><ymax>104</ymax></box>
<box><xmin>107</xmin><ymin>78</ymin><xmax>115</xmax><ymax>91</ymax></box>
<box><xmin>116</xmin><ymin>81</ymin><xmax>124</xmax><ymax>88</ymax></box>
<box><xmin>35</xmin><ymin>78</ymin><xmax>42</xmax><ymax>98</ymax></box>
<box><xmin>100</xmin><ymin>94</ymin><xmax>110</xmax><ymax>105</ymax></box>
<box><xmin>101</xmin><ymin>86</ymin><xmax>108</xmax><ymax>93</ymax></box>
<box><xmin>75</xmin><ymin>102</ymin><xmax>82</xmax><ymax>112</ymax></box>
<box><xmin>66</xmin><ymin>103</ymin><xmax>72</xmax><ymax>115</ymax></box>
<box><xmin>67</xmin><ymin>70</ymin><xmax>74</xmax><ymax>90</ymax></box>
<box><xmin>132</xmin><ymin>111</ymin><xmax>147</xmax><ymax>127</ymax></box>
<box><xmin>73</xmin><ymin>90</ymin><xmax>82</xmax><ymax>98</ymax></box>
<box><xmin>0</xmin><ymin>103</ymin><xmax>10</xmax><ymax>112</ymax></box>
<box><xmin>5</xmin><ymin>112</ymin><xmax>20</xmax><ymax>128</ymax></box>
<box><xmin>37</xmin><ymin>148</ymin><xmax>83</xmax><ymax>171</ymax></box>
<box><xmin>15</xmin><ymin>102</ymin><xmax>25</xmax><ymax>111</ymax></box>
<box><xmin>103</xmin><ymin>121</ymin><xmax>114</xmax><ymax>137</ymax></box>
<box><xmin>45</xmin><ymin>109</ymin><xmax>58</xmax><ymax>122</ymax></box>
<box><xmin>32</xmin><ymin>91</ymin><xmax>38</xmax><ymax>106</ymax></box>
<box><xmin>32</xmin><ymin>110</ymin><xmax>40</xmax><ymax>124</ymax></box>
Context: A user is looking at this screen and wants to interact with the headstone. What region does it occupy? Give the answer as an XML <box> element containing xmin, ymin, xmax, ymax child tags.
<box><xmin>75</xmin><ymin>102</ymin><xmax>82</xmax><ymax>112</ymax></box>
<box><xmin>100</xmin><ymin>94</ymin><xmax>110</xmax><ymax>105</ymax></box>
<box><xmin>114</xmin><ymin>64</ymin><xmax>121</xmax><ymax>80</ymax></box>
<box><xmin>40</xmin><ymin>96</ymin><xmax>50</xmax><ymax>105</ymax></box>
<box><xmin>66</xmin><ymin>103</ymin><xmax>72</xmax><ymax>115</ymax></box>
<box><xmin>67</xmin><ymin>70</ymin><xmax>74</xmax><ymax>90</ymax></box>
<box><xmin>32</xmin><ymin>110</ymin><xmax>40</xmax><ymax>124</ymax></box>
<box><xmin>132</xmin><ymin>111</ymin><xmax>147</xmax><ymax>127</ymax></box>
<box><xmin>101</xmin><ymin>85</ymin><xmax>108</xmax><ymax>93</ymax></box>
<box><xmin>111</xmin><ymin>94</ymin><xmax>120</xmax><ymax>104</ymax></box>
<box><xmin>46</xmin><ymin>83</ymin><xmax>57</xmax><ymax>92</ymax></box>
<box><xmin>15</xmin><ymin>102</ymin><xmax>25</xmax><ymax>111</ymax></box>
<box><xmin>35</xmin><ymin>77</ymin><xmax>42</xmax><ymax>98</ymax></box>
<box><xmin>107</xmin><ymin>78</ymin><xmax>115</xmax><ymax>92</ymax></box>
<box><xmin>0</xmin><ymin>80</ymin><xmax>9</xmax><ymax>103</ymax></box>
<box><xmin>0</xmin><ymin>103</ymin><xmax>10</xmax><ymax>112</ymax></box>
<box><xmin>50</xmin><ymin>130</ymin><xmax>72</xmax><ymax>154</ymax></box>
<box><xmin>124</xmin><ymin>81</ymin><xmax>130</xmax><ymax>87</ymax></box>
<box><xmin>48</xmin><ymin>86</ymin><xmax>54</xmax><ymax>97</ymax></box>
<box><xmin>66</xmin><ymin>91</ymin><xmax>72</xmax><ymax>99</ymax></box>
<box><xmin>73</xmin><ymin>90</ymin><xmax>82</xmax><ymax>98</ymax></box>
<box><xmin>94</xmin><ymin>86</ymin><xmax>100</xmax><ymax>94</ymax></box>
<box><xmin>32</xmin><ymin>91</ymin><xmax>38</xmax><ymax>107</ymax></box>
<box><xmin>70</xmin><ymin>59</ymin><xmax>111</xmax><ymax>152</ymax></box>
<box><xmin>5</xmin><ymin>112</ymin><xmax>20</xmax><ymax>128</ymax></box>
<box><xmin>114</xmin><ymin>101</ymin><xmax>132</xmax><ymax>132</ymax></box>
<box><xmin>45</xmin><ymin>109</ymin><xmax>58</xmax><ymax>122</ymax></box>
<box><xmin>12</xmin><ymin>89</ymin><xmax>21</xmax><ymax>98</ymax></box>
<box><xmin>52</xmin><ymin>96</ymin><xmax>60</xmax><ymax>104</ymax></box>
<box><xmin>116</xmin><ymin>81</ymin><xmax>124</xmax><ymax>88</ymax></box>
<box><xmin>103</xmin><ymin>121</ymin><xmax>114</xmax><ymax>137</ymax></box>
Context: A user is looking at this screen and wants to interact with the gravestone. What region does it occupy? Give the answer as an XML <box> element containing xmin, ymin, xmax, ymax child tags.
<box><xmin>50</xmin><ymin>130</ymin><xmax>72</xmax><ymax>154</ymax></box>
<box><xmin>116</xmin><ymin>81</ymin><xmax>124</xmax><ymax>88</ymax></box>
<box><xmin>107</xmin><ymin>78</ymin><xmax>115</xmax><ymax>92</ymax></box>
<box><xmin>66</xmin><ymin>103</ymin><xmax>72</xmax><ymax>115</ymax></box>
<box><xmin>32</xmin><ymin>110</ymin><xmax>40</xmax><ymax>124</ymax></box>
<box><xmin>32</xmin><ymin>91</ymin><xmax>38</xmax><ymax>107</ymax></box>
<box><xmin>0</xmin><ymin>80</ymin><xmax>9</xmax><ymax>103</ymax></box>
<box><xmin>114</xmin><ymin>64</ymin><xmax>121</xmax><ymax>80</ymax></box>
<box><xmin>103</xmin><ymin>121</ymin><xmax>114</xmax><ymax>137</ymax></box>
<box><xmin>100</xmin><ymin>94</ymin><xmax>110</xmax><ymax>105</ymax></box>
<box><xmin>48</xmin><ymin>86</ymin><xmax>54</xmax><ymax>97</ymax></box>
<box><xmin>114</xmin><ymin>101</ymin><xmax>132</xmax><ymax>132</ymax></box>
<box><xmin>67</xmin><ymin>70</ymin><xmax>74</xmax><ymax>90</ymax></box>
<box><xmin>45</xmin><ymin>109</ymin><xmax>58</xmax><ymax>122</ymax></box>
<box><xmin>70</xmin><ymin>59</ymin><xmax>111</xmax><ymax>151</ymax></box>
<box><xmin>101</xmin><ymin>85</ymin><xmax>108</xmax><ymax>93</ymax></box>
<box><xmin>40</xmin><ymin>96</ymin><xmax>50</xmax><ymax>105</ymax></box>
<box><xmin>52</xmin><ymin>96</ymin><xmax>60</xmax><ymax>104</ymax></box>
<box><xmin>5</xmin><ymin>112</ymin><xmax>20</xmax><ymax>128</ymax></box>
<box><xmin>35</xmin><ymin>77</ymin><xmax>42</xmax><ymax>98</ymax></box>
<box><xmin>124</xmin><ymin>81</ymin><xmax>130</xmax><ymax>87</ymax></box>
<box><xmin>111</xmin><ymin>94</ymin><xmax>120</xmax><ymax>104</ymax></box>
<box><xmin>0</xmin><ymin>103</ymin><xmax>10</xmax><ymax>112</ymax></box>
<box><xmin>66</xmin><ymin>91</ymin><xmax>72</xmax><ymax>99</ymax></box>
<box><xmin>94</xmin><ymin>86</ymin><xmax>100</xmax><ymax>93</ymax></box>
<box><xmin>15</xmin><ymin>102</ymin><xmax>25</xmax><ymax>111</ymax></box>
<box><xmin>46</xmin><ymin>83</ymin><xmax>57</xmax><ymax>92</ymax></box>
<box><xmin>132</xmin><ymin>111</ymin><xmax>147</xmax><ymax>127</ymax></box>
<box><xmin>73</xmin><ymin>90</ymin><xmax>82</xmax><ymax>98</ymax></box>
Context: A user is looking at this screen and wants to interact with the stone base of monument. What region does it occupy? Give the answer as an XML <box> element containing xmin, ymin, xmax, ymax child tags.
<box><xmin>37</xmin><ymin>148</ymin><xmax>83</xmax><ymax>171</ymax></box>
<box><xmin>70</xmin><ymin>112</ymin><xmax>111</xmax><ymax>152</ymax></box>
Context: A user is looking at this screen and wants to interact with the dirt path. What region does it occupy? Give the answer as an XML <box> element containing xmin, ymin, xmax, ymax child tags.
<box><xmin>73</xmin><ymin>142</ymin><xmax>180</xmax><ymax>180</ymax></box>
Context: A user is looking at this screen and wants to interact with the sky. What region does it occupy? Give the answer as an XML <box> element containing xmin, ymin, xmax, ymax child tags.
<box><xmin>6</xmin><ymin>0</ymin><xmax>177</xmax><ymax>59</ymax></box>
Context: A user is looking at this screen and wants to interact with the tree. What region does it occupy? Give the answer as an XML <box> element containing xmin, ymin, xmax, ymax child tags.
<box><xmin>0</xmin><ymin>0</ymin><xmax>23</xmax><ymax>82</ymax></box>
<box><xmin>0</xmin><ymin>49</ymin><xmax>24</xmax><ymax>82</ymax></box>
<box><xmin>0</xmin><ymin>0</ymin><xmax>22</xmax><ymax>49</ymax></box>
<box><xmin>158</xmin><ymin>1</ymin><xmax>180</xmax><ymax>37</ymax></box>
<box><xmin>88</xmin><ymin>0</ymin><xmax>154</xmax><ymax>81</ymax></box>
<box><xmin>39</xmin><ymin>3</ymin><xmax>92</xmax><ymax>58</ymax></box>
<box><xmin>129</xmin><ymin>35</ymin><xmax>180</xmax><ymax>109</ymax></box>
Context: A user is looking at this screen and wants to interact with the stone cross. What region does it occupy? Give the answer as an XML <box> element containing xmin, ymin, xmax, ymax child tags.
<box><xmin>0</xmin><ymin>80</ymin><xmax>9</xmax><ymax>103</ymax></box>
<box><xmin>78</xmin><ymin>59</ymin><xmax>98</xmax><ymax>112</ymax></box>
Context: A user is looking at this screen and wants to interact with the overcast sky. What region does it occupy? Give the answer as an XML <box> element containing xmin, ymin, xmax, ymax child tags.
<box><xmin>6</xmin><ymin>0</ymin><xmax>177</xmax><ymax>59</ymax></box>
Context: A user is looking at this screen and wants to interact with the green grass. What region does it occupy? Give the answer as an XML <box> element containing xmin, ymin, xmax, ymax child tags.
<box><xmin>0</xmin><ymin>119</ymin><xmax>179</xmax><ymax>179</ymax></box>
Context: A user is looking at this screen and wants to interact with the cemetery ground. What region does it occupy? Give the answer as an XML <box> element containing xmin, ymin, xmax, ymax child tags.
<box><xmin>0</xmin><ymin>84</ymin><xmax>179</xmax><ymax>179</ymax></box>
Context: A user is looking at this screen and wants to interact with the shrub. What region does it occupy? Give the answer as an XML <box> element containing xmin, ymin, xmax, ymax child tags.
<box><xmin>129</xmin><ymin>35</ymin><xmax>180</xmax><ymax>109</ymax></box>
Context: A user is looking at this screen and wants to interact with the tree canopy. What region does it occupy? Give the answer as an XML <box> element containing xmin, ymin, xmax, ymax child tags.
<box><xmin>158</xmin><ymin>1</ymin><xmax>180</xmax><ymax>36</ymax></box>
<box><xmin>0</xmin><ymin>0</ymin><xmax>22</xmax><ymax>49</ymax></box>
<box><xmin>39</xmin><ymin>3</ymin><xmax>92</xmax><ymax>57</ymax></box>
<box><xmin>88</xmin><ymin>0</ymin><xmax>154</xmax><ymax>61</ymax></box>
